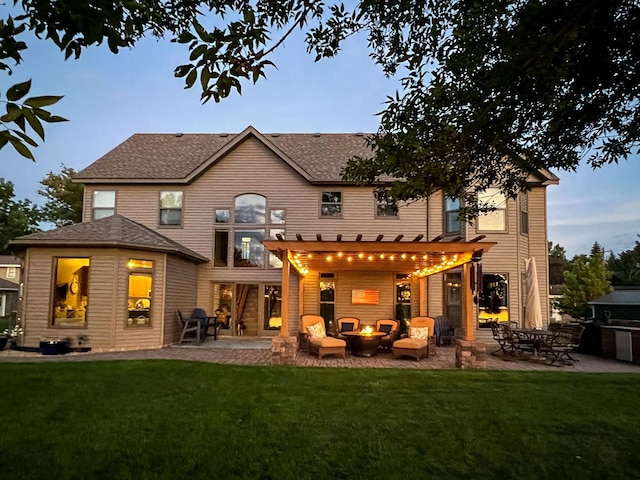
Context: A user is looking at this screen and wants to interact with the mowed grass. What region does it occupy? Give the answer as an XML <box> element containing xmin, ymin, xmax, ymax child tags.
<box><xmin>1</xmin><ymin>362</ymin><xmax>639</xmax><ymax>480</ymax></box>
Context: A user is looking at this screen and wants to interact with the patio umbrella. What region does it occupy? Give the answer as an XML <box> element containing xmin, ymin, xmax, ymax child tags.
<box><xmin>524</xmin><ymin>257</ymin><xmax>543</xmax><ymax>329</ymax></box>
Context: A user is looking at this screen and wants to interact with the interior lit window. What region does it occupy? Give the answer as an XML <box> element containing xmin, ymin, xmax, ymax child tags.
<box><xmin>234</xmin><ymin>230</ymin><xmax>265</xmax><ymax>267</ymax></box>
<box><xmin>127</xmin><ymin>259</ymin><xmax>153</xmax><ymax>326</ymax></box>
<box><xmin>320</xmin><ymin>273</ymin><xmax>335</xmax><ymax>332</ymax></box>
<box><xmin>52</xmin><ymin>258</ymin><xmax>90</xmax><ymax>327</ymax></box>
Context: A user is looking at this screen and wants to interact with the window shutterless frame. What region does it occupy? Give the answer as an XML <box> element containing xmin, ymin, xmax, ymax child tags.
<box><xmin>92</xmin><ymin>190</ymin><xmax>116</xmax><ymax>220</ymax></box>
<box><xmin>476</xmin><ymin>188</ymin><xmax>508</xmax><ymax>232</ymax></box>
<box><xmin>320</xmin><ymin>191</ymin><xmax>342</xmax><ymax>217</ymax></box>
<box><xmin>159</xmin><ymin>191</ymin><xmax>183</xmax><ymax>227</ymax></box>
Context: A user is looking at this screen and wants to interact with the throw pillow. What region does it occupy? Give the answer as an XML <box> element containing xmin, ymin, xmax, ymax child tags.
<box><xmin>307</xmin><ymin>322</ymin><xmax>326</xmax><ymax>339</ymax></box>
<box><xmin>378</xmin><ymin>324</ymin><xmax>393</xmax><ymax>334</ymax></box>
<box><xmin>410</xmin><ymin>326</ymin><xmax>429</xmax><ymax>340</ymax></box>
<box><xmin>340</xmin><ymin>322</ymin><xmax>354</xmax><ymax>332</ymax></box>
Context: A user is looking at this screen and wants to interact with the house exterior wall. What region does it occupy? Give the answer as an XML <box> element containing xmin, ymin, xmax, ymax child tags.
<box><xmin>79</xmin><ymin>135</ymin><xmax>554</xmax><ymax>339</ymax></box>
<box><xmin>83</xmin><ymin>137</ymin><xmax>428</xmax><ymax>322</ymax></box>
<box><xmin>164</xmin><ymin>255</ymin><xmax>200</xmax><ymax>344</ymax></box>
<box><xmin>18</xmin><ymin>247</ymin><xmax>174</xmax><ymax>351</ymax></box>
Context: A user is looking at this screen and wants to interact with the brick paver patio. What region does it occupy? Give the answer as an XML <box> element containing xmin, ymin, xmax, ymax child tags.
<box><xmin>1</xmin><ymin>337</ymin><xmax>639</xmax><ymax>373</ymax></box>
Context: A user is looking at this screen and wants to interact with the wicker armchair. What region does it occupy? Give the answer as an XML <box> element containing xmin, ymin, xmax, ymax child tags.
<box><xmin>392</xmin><ymin>316</ymin><xmax>437</xmax><ymax>360</ymax></box>
<box><xmin>336</xmin><ymin>317</ymin><xmax>361</xmax><ymax>340</ymax></box>
<box><xmin>299</xmin><ymin>314</ymin><xmax>346</xmax><ymax>359</ymax></box>
<box><xmin>375</xmin><ymin>319</ymin><xmax>399</xmax><ymax>350</ymax></box>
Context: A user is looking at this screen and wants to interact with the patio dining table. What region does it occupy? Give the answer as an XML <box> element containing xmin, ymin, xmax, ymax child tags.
<box><xmin>511</xmin><ymin>328</ymin><xmax>555</xmax><ymax>359</ymax></box>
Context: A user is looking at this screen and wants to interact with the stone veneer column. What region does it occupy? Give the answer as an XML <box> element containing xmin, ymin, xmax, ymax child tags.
<box><xmin>271</xmin><ymin>336</ymin><xmax>297</xmax><ymax>365</ymax></box>
<box><xmin>455</xmin><ymin>339</ymin><xmax>487</xmax><ymax>369</ymax></box>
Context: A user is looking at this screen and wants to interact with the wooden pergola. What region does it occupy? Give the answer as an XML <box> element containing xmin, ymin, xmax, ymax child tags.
<box><xmin>263</xmin><ymin>234</ymin><xmax>496</xmax><ymax>341</ymax></box>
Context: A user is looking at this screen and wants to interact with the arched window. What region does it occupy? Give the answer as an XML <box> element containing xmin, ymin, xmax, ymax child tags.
<box><xmin>234</xmin><ymin>194</ymin><xmax>266</xmax><ymax>224</ymax></box>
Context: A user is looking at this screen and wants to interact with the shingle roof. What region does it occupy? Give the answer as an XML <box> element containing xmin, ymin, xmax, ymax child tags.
<box><xmin>9</xmin><ymin>215</ymin><xmax>208</xmax><ymax>263</ymax></box>
<box><xmin>589</xmin><ymin>290</ymin><xmax>640</xmax><ymax>305</ymax></box>
<box><xmin>0</xmin><ymin>278</ymin><xmax>18</xmax><ymax>291</ymax></box>
<box><xmin>73</xmin><ymin>125</ymin><xmax>559</xmax><ymax>186</ymax></box>
<box><xmin>0</xmin><ymin>255</ymin><xmax>20</xmax><ymax>266</ymax></box>
<box><xmin>74</xmin><ymin>126</ymin><xmax>374</xmax><ymax>183</ymax></box>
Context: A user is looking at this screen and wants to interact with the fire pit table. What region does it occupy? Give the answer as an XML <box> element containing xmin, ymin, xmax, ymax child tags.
<box><xmin>342</xmin><ymin>331</ymin><xmax>386</xmax><ymax>357</ymax></box>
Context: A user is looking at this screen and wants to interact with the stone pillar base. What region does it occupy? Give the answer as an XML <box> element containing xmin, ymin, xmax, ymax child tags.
<box><xmin>455</xmin><ymin>339</ymin><xmax>487</xmax><ymax>369</ymax></box>
<box><xmin>271</xmin><ymin>336</ymin><xmax>297</xmax><ymax>365</ymax></box>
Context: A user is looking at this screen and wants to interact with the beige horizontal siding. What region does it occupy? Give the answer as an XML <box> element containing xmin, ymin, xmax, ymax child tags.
<box><xmin>77</xmin><ymin>136</ymin><xmax>555</xmax><ymax>339</ymax></box>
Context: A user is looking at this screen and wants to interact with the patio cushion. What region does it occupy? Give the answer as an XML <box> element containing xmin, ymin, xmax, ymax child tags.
<box><xmin>340</xmin><ymin>322</ymin><xmax>354</xmax><ymax>332</ymax></box>
<box><xmin>393</xmin><ymin>337</ymin><xmax>428</xmax><ymax>349</ymax></box>
<box><xmin>379</xmin><ymin>323</ymin><xmax>393</xmax><ymax>334</ymax></box>
<box><xmin>310</xmin><ymin>336</ymin><xmax>346</xmax><ymax>348</ymax></box>
<box><xmin>307</xmin><ymin>322</ymin><xmax>326</xmax><ymax>339</ymax></box>
<box><xmin>410</xmin><ymin>327</ymin><xmax>429</xmax><ymax>339</ymax></box>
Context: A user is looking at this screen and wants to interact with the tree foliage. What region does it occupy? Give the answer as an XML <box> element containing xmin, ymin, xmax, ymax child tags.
<box><xmin>607</xmin><ymin>236</ymin><xmax>640</xmax><ymax>286</ymax></box>
<box><xmin>37</xmin><ymin>165</ymin><xmax>83</xmax><ymax>226</ymax></box>
<box><xmin>548</xmin><ymin>241</ymin><xmax>570</xmax><ymax>286</ymax></box>
<box><xmin>2</xmin><ymin>1</ymin><xmax>639</xmax><ymax>214</ymax></box>
<box><xmin>0</xmin><ymin>179</ymin><xmax>40</xmax><ymax>253</ymax></box>
<box><xmin>556</xmin><ymin>243</ymin><xmax>612</xmax><ymax>319</ymax></box>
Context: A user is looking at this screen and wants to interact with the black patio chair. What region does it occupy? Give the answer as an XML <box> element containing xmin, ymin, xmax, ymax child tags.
<box><xmin>489</xmin><ymin>321</ymin><xmax>509</xmax><ymax>355</ymax></box>
<box><xmin>178</xmin><ymin>309</ymin><xmax>201</xmax><ymax>345</ymax></box>
<box><xmin>434</xmin><ymin>315</ymin><xmax>457</xmax><ymax>346</ymax></box>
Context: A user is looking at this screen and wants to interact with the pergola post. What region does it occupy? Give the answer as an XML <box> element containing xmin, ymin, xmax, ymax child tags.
<box><xmin>455</xmin><ymin>261</ymin><xmax>486</xmax><ymax>369</ymax></box>
<box><xmin>280</xmin><ymin>252</ymin><xmax>290</xmax><ymax>338</ymax></box>
<box><xmin>462</xmin><ymin>262</ymin><xmax>476</xmax><ymax>341</ymax></box>
<box><xmin>271</xmin><ymin>250</ymin><xmax>296</xmax><ymax>364</ymax></box>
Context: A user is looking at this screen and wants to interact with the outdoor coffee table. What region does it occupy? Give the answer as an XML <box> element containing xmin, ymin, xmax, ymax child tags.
<box><xmin>342</xmin><ymin>331</ymin><xmax>386</xmax><ymax>357</ymax></box>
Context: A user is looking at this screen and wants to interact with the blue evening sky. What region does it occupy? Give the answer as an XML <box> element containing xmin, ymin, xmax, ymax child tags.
<box><xmin>1</xmin><ymin>29</ymin><xmax>638</xmax><ymax>259</ymax></box>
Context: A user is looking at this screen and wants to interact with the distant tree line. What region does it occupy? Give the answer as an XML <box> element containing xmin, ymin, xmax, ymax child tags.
<box><xmin>549</xmin><ymin>238</ymin><xmax>640</xmax><ymax>319</ymax></box>
<box><xmin>0</xmin><ymin>165</ymin><xmax>82</xmax><ymax>253</ymax></box>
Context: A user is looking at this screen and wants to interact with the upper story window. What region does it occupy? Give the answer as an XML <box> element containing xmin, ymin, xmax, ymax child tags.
<box><xmin>375</xmin><ymin>191</ymin><xmax>398</xmax><ymax>218</ymax></box>
<box><xmin>520</xmin><ymin>191</ymin><xmax>529</xmax><ymax>235</ymax></box>
<box><xmin>270</xmin><ymin>209</ymin><xmax>286</xmax><ymax>224</ymax></box>
<box><xmin>235</xmin><ymin>194</ymin><xmax>266</xmax><ymax>224</ymax></box>
<box><xmin>215</xmin><ymin>209</ymin><xmax>230</xmax><ymax>223</ymax></box>
<box><xmin>320</xmin><ymin>191</ymin><xmax>342</xmax><ymax>217</ymax></box>
<box><xmin>159</xmin><ymin>191</ymin><xmax>183</xmax><ymax>226</ymax></box>
<box><xmin>92</xmin><ymin>191</ymin><xmax>115</xmax><ymax>220</ymax></box>
<box><xmin>477</xmin><ymin>188</ymin><xmax>507</xmax><ymax>232</ymax></box>
<box><xmin>444</xmin><ymin>197</ymin><xmax>461</xmax><ymax>234</ymax></box>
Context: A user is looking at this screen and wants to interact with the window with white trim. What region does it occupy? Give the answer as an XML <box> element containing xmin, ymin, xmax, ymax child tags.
<box><xmin>92</xmin><ymin>191</ymin><xmax>115</xmax><ymax>220</ymax></box>
<box><xmin>320</xmin><ymin>192</ymin><xmax>342</xmax><ymax>217</ymax></box>
<box><xmin>444</xmin><ymin>197</ymin><xmax>461</xmax><ymax>234</ymax></box>
<box><xmin>477</xmin><ymin>188</ymin><xmax>507</xmax><ymax>231</ymax></box>
<box><xmin>159</xmin><ymin>191</ymin><xmax>183</xmax><ymax>226</ymax></box>
<box><xmin>375</xmin><ymin>191</ymin><xmax>398</xmax><ymax>217</ymax></box>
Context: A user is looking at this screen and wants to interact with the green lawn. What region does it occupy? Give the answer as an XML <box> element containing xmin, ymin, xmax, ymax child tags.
<box><xmin>1</xmin><ymin>362</ymin><xmax>639</xmax><ymax>480</ymax></box>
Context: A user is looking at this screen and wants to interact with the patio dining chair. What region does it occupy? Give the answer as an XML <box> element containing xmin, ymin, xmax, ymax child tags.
<box><xmin>489</xmin><ymin>321</ymin><xmax>509</xmax><ymax>355</ymax></box>
<box><xmin>392</xmin><ymin>316</ymin><xmax>436</xmax><ymax>360</ymax></box>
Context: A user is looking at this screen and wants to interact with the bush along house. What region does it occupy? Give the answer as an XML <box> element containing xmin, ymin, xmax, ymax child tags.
<box><xmin>10</xmin><ymin>126</ymin><xmax>558</xmax><ymax>363</ymax></box>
